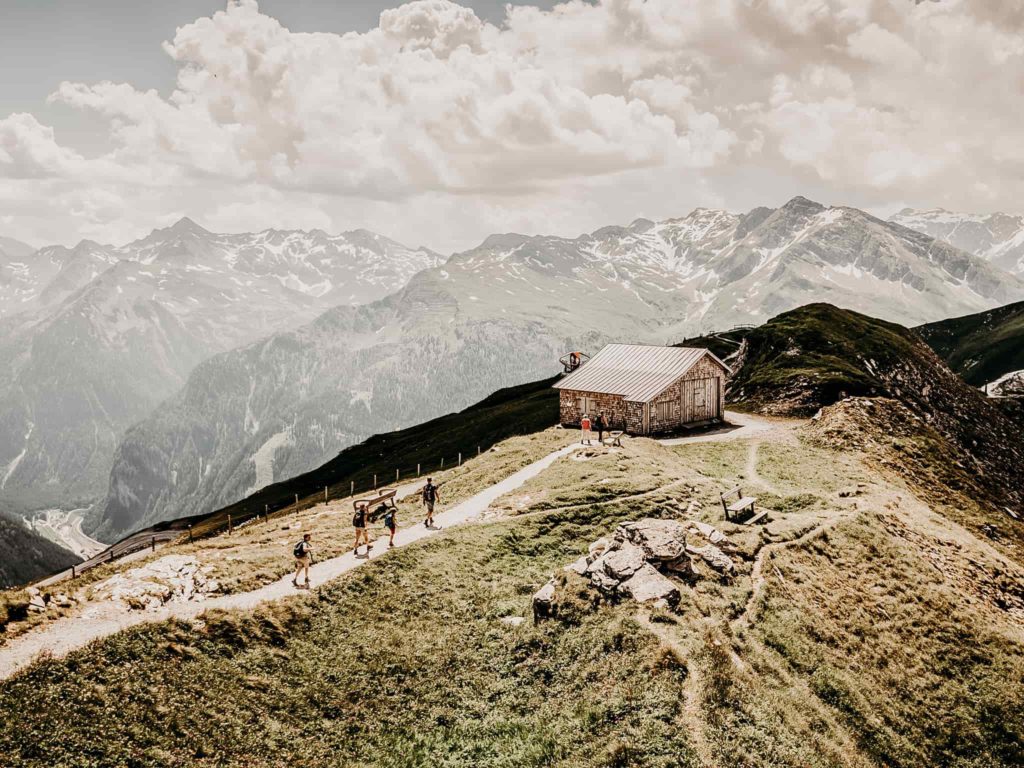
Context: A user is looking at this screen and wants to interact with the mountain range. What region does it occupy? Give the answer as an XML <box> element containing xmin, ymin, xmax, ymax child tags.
<box><xmin>90</xmin><ymin>196</ymin><xmax>1024</xmax><ymax>539</ymax></box>
<box><xmin>0</xmin><ymin>220</ymin><xmax>438</xmax><ymax>517</ymax></box>
<box><xmin>890</xmin><ymin>207</ymin><xmax>1024</xmax><ymax>276</ymax></box>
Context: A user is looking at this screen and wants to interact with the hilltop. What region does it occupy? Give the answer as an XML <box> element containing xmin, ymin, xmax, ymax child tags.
<box><xmin>2</xmin><ymin>303</ymin><xmax>1023</xmax><ymax>768</ymax></box>
<box><xmin>728</xmin><ymin>303</ymin><xmax>1024</xmax><ymax>519</ymax></box>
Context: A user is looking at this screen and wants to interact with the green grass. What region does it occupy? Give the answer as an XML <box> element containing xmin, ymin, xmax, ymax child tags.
<box><xmin>748</xmin><ymin>515</ymin><xmax>1024</xmax><ymax>768</ymax></box>
<box><xmin>727</xmin><ymin>303</ymin><xmax>921</xmax><ymax>415</ymax></box>
<box><xmin>1</xmin><ymin>493</ymin><xmax>699</xmax><ymax>768</ymax></box>
<box><xmin>917</xmin><ymin>299</ymin><xmax>1024</xmax><ymax>386</ymax></box>
<box><xmin>4</xmin><ymin>411</ymin><xmax>1024</xmax><ymax>767</ymax></box>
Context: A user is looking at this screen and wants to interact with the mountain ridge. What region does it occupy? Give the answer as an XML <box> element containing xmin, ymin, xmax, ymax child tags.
<box><xmin>92</xmin><ymin>196</ymin><xmax>1024</xmax><ymax>539</ymax></box>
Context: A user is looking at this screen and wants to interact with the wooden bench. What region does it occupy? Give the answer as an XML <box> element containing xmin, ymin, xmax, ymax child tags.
<box><xmin>354</xmin><ymin>488</ymin><xmax>397</xmax><ymax>522</ymax></box>
<box><xmin>720</xmin><ymin>486</ymin><xmax>764</xmax><ymax>524</ymax></box>
<box><xmin>601</xmin><ymin>430</ymin><xmax>624</xmax><ymax>447</ymax></box>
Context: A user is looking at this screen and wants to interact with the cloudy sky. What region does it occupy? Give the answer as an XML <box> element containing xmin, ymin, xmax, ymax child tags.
<box><xmin>1</xmin><ymin>0</ymin><xmax>1022</xmax><ymax>252</ymax></box>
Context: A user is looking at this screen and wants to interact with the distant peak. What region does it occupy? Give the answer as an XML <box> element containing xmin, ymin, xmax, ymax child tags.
<box><xmin>780</xmin><ymin>195</ymin><xmax>826</xmax><ymax>212</ymax></box>
<box><xmin>167</xmin><ymin>216</ymin><xmax>209</xmax><ymax>235</ymax></box>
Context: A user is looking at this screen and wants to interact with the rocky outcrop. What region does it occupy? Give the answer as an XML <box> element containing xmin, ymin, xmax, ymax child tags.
<box><xmin>533</xmin><ymin>515</ymin><xmax>734</xmax><ymax>620</ymax></box>
<box><xmin>90</xmin><ymin>555</ymin><xmax>220</xmax><ymax>612</ymax></box>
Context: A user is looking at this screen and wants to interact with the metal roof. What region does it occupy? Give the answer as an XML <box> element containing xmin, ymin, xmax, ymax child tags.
<box><xmin>553</xmin><ymin>343</ymin><xmax>727</xmax><ymax>403</ymax></box>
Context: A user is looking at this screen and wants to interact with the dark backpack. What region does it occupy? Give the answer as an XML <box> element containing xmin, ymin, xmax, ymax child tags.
<box><xmin>423</xmin><ymin>483</ymin><xmax>437</xmax><ymax>503</ymax></box>
<box><xmin>293</xmin><ymin>540</ymin><xmax>308</xmax><ymax>558</ymax></box>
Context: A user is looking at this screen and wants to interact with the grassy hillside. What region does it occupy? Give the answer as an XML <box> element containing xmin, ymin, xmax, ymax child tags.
<box><xmin>916</xmin><ymin>299</ymin><xmax>1024</xmax><ymax>386</ymax></box>
<box><xmin>727</xmin><ymin>303</ymin><xmax>1024</xmax><ymax>516</ymax></box>
<box><xmin>727</xmin><ymin>304</ymin><xmax>913</xmax><ymax>414</ymax></box>
<box><xmin>3</xmin><ymin>421</ymin><xmax>1023</xmax><ymax>767</ymax></box>
<box><xmin>0</xmin><ymin>513</ymin><xmax>80</xmax><ymax>589</ymax></box>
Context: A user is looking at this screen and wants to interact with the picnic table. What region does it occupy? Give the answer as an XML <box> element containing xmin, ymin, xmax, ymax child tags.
<box><xmin>720</xmin><ymin>486</ymin><xmax>766</xmax><ymax>524</ymax></box>
<box><xmin>354</xmin><ymin>488</ymin><xmax>397</xmax><ymax>522</ymax></box>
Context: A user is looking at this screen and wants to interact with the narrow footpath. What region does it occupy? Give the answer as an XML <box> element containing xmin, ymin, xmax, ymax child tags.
<box><xmin>1</xmin><ymin>411</ymin><xmax>789</xmax><ymax>682</ymax></box>
<box><xmin>0</xmin><ymin>442</ymin><xmax>584</xmax><ymax>681</ymax></box>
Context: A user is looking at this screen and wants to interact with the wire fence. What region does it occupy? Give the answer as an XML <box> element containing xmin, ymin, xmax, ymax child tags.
<box><xmin>129</xmin><ymin>442</ymin><xmax>503</xmax><ymax>553</ymax></box>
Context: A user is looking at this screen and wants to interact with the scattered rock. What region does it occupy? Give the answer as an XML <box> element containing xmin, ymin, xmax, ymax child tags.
<box><xmin>532</xmin><ymin>580</ymin><xmax>556</xmax><ymax>621</ymax></box>
<box><xmin>500</xmin><ymin>616</ymin><xmax>525</xmax><ymax>627</ymax></box>
<box><xmin>688</xmin><ymin>520</ymin><xmax>726</xmax><ymax>545</ymax></box>
<box><xmin>26</xmin><ymin>587</ymin><xmax>40</xmax><ymax>596</ymax></box>
<box><xmin>618</xmin><ymin>564</ymin><xmax>681</xmax><ymax>606</ymax></box>
<box><xmin>687</xmin><ymin>543</ymin><xmax>734</xmax><ymax>573</ymax></box>
<box><xmin>564</xmin><ymin>555</ymin><xmax>590</xmax><ymax>575</ymax></box>
<box><xmin>27</xmin><ymin>596</ymin><xmax>47</xmax><ymax>613</ymax></box>
<box><xmin>92</xmin><ymin>555</ymin><xmax>220</xmax><ymax>612</ymax></box>
<box><xmin>588</xmin><ymin>537</ymin><xmax>611</xmax><ymax>559</ymax></box>
<box><xmin>616</xmin><ymin>519</ymin><xmax>688</xmax><ymax>563</ymax></box>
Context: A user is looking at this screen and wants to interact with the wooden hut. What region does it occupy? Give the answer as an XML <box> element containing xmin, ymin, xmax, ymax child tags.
<box><xmin>554</xmin><ymin>343</ymin><xmax>729</xmax><ymax>435</ymax></box>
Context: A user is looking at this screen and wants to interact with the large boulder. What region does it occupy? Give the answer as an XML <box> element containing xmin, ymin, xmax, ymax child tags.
<box><xmin>599</xmin><ymin>542</ymin><xmax>647</xmax><ymax>581</ymax></box>
<box><xmin>616</xmin><ymin>519</ymin><xmax>688</xmax><ymax>563</ymax></box>
<box><xmin>618</xmin><ymin>564</ymin><xmax>681</xmax><ymax>606</ymax></box>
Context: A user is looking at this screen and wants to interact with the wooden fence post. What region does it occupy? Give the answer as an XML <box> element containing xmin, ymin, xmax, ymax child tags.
<box><xmin>396</xmin><ymin>468</ymin><xmax>399</xmax><ymax>483</ymax></box>
<box><xmin>109</xmin><ymin>549</ymin><xmax>114</xmax><ymax>563</ymax></box>
<box><xmin>325</xmin><ymin>486</ymin><xmax>328</xmax><ymax>503</ymax></box>
<box><xmin>477</xmin><ymin>445</ymin><xmax>481</xmax><ymax>456</ymax></box>
<box><xmin>373</xmin><ymin>474</ymin><xmax>377</xmax><ymax>490</ymax></box>
<box><xmin>441</xmin><ymin>457</ymin><xmax>445</xmax><ymax>470</ymax></box>
<box><xmin>294</xmin><ymin>493</ymin><xmax>299</xmax><ymax>507</ymax></box>
<box><xmin>151</xmin><ymin>536</ymin><xmax>156</xmax><ymax>552</ymax></box>
<box><xmin>228</xmin><ymin>514</ymin><xmax>233</xmax><ymax>533</ymax></box>
<box><xmin>71</xmin><ymin>564</ymin><xmax>76</xmax><ymax>579</ymax></box>
<box><xmin>188</xmin><ymin>524</ymin><xmax>193</xmax><ymax>543</ymax></box>
<box><xmin>350</xmin><ymin>480</ymin><xmax>355</xmax><ymax>497</ymax></box>
<box><xmin>458</xmin><ymin>452</ymin><xmax>462</xmax><ymax>467</ymax></box>
<box><xmin>417</xmin><ymin>463</ymin><xmax>421</xmax><ymax>477</ymax></box>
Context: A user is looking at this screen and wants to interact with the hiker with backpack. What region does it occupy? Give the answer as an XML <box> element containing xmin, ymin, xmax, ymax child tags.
<box><xmin>380</xmin><ymin>503</ymin><xmax>397</xmax><ymax>548</ymax></box>
<box><xmin>292</xmin><ymin>533</ymin><xmax>313</xmax><ymax>588</ymax></box>
<box><xmin>422</xmin><ymin>477</ymin><xmax>440</xmax><ymax>528</ymax></box>
<box><xmin>353</xmin><ymin>502</ymin><xmax>371</xmax><ymax>556</ymax></box>
<box><xmin>595</xmin><ymin>412</ymin><xmax>606</xmax><ymax>445</ymax></box>
<box><xmin>581</xmin><ymin>413</ymin><xmax>593</xmax><ymax>445</ymax></box>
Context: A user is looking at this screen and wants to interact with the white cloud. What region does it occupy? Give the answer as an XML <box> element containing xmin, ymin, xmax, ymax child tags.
<box><xmin>1</xmin><ymin>0</ymin><xmax>1023</xmax><ymax>250</ymax></box>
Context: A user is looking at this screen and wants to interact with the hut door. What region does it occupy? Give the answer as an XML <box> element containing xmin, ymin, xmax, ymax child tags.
<box><xmin>681</xmin><ymin>378</ymin><xmax>717</xmax><ymax>423</ymax></box>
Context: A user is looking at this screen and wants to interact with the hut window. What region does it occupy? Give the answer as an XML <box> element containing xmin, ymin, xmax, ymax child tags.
<box><xmin>656</xmin><ymin>400</ymin><xmax>672</xmax><ymax>421</ymax></box>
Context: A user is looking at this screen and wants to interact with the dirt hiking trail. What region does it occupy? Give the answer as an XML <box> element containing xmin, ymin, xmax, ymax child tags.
<box><xmin>0</xmin><ymin>412</ymin><xmax>787</xmax><ymax>681</ymax></box>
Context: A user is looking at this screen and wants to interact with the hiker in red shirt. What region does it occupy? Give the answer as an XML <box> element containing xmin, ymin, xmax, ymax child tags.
<box><xmin>581</xmin><ymin>414</ymin><xmax>593</xmax><ymax>445</ymax></box>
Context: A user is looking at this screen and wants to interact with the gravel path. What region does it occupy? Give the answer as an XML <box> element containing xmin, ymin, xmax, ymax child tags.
<box><xmin>1</xmin><ymin>412</ymin><xmax>788</xmax><ymax>682</ymax></box>
<box><xmin>0</xmin><ymin>442</ymin><xmax>583</xmax><ymax>681</ymax></box>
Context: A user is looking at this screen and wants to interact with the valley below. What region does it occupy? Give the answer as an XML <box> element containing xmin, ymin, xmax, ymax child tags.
<box><xmin>27</xmin><ymin>508</ymin><xmax>105</xmax><ymax>560</ymax></box>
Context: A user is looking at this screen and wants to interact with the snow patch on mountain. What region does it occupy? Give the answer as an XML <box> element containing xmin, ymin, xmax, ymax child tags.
<box><xmin>890</xmin><ymin>208</ymin><xmax>1024</xmax><ymax>275</ymax></box>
